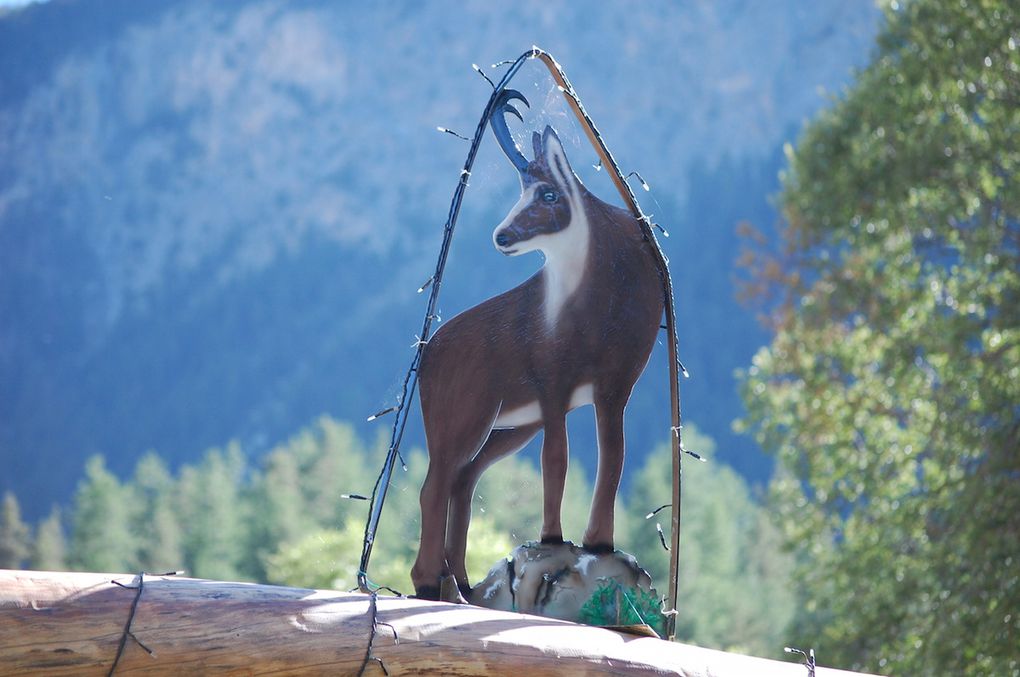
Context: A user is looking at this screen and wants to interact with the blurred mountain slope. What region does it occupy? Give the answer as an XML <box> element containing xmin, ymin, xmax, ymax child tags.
<box><xmin>0</xmin><ymin>0</ymin><xmax>878</xmax><ymax>518</ymax></box>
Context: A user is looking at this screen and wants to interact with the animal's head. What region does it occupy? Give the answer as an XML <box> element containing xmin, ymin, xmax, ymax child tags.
<box><xmin>489</xmin><ymin>90</ymin><xmax>584</xmax><ymax>257</ymax></box>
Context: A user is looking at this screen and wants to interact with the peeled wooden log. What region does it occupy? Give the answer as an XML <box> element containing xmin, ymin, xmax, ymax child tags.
<box><xmin>0</xmin><ymin>569</ymin><xmax>876</xmax><ymax>676</ymax></box>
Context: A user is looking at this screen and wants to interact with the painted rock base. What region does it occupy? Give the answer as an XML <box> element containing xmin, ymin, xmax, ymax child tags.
<box><xmin>468</xmin><ymin>540</ymin><xmax>666</xmax><ymax>637</ymax></box>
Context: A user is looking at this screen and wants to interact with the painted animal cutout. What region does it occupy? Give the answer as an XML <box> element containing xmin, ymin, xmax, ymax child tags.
<box><xmin>411</xmin><ymin>90</ymin><xmax>663</xmax><ymax>600</ymax></box>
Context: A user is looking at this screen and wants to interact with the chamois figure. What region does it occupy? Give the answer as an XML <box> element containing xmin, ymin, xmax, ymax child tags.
<box><xmin>411</xmin><ymin>90</ymin><xmax>663</xmax><ymax>600</ymax></box>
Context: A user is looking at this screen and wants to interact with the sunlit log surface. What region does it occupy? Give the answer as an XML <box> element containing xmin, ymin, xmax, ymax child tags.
<box><xmin>0</xmin><ymin>570</ymin><xmax>878</xmax><ymax>676</ymax></box>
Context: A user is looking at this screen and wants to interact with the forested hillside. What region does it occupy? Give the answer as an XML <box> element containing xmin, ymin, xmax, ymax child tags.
<box><xmin>0</xmin><ymin>0</ymin><xmax>878</xmax><ymax>519</ymax></box>
<box><xmin>2</xmin><ymin>3</ymin><xmax>1015</xmax><ymax>672</ymax></box>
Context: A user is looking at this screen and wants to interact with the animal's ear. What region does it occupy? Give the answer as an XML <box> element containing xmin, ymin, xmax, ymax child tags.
<box><xmin>532</xmin><ymin>131</ymin><xmax>543</xmax><ymax>162</ymax></box>
<box><xmin>542</xmin><ymin>125</ymin><xmax>575</xmax><ymax>181</ymax></box>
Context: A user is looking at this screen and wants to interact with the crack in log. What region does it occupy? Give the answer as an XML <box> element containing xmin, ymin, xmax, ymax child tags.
<box><xmin>357</xmin><ymin>591</ymin><xmax>394</xmax><ymax>676</ymax></box>
<box><xmin>107</xmin><ymin>573</ymin><xmax>146</xmax><ymax>676</ymax></box>
<box><xmin>107</xmin><ymin>571</ymin><xmax>181</xmax><ymax>675</ymax></box>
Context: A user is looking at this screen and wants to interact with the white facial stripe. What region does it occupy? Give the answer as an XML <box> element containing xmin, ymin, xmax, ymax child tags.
<box><xmin>492</xmin><ymin>383</ymin><xmax>594</xmax><ymax>428</ymax></box>
<box><xmin>493</xmin><ymin>183</ymin><xmax>540</xmax><ymax>248</ymax></box>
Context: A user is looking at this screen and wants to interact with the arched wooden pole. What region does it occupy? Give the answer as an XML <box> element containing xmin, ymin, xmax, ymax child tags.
<box><xmin>530</xmin><ymin>48</ymin><xmax>686</xmax><ymax>641</ymax></box>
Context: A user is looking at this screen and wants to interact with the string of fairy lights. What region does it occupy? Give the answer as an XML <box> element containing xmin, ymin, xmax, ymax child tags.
<box><xmin>352</xmin><ymin>46</ymin><xmax>697</xmax><ymax>641</ymax></box>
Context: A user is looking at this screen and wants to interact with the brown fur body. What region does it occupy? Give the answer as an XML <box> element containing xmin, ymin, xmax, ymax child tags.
<box><xmin>411</xmin><ymin>126</ymin><xmax>663</xmax><ymax>599</ymax></box>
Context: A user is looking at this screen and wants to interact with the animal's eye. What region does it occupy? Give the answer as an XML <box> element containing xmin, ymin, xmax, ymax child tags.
<box><xmin>542</xmin><ymin>190</ymin><xmax>558</xmax><ymax>203</ymax></box>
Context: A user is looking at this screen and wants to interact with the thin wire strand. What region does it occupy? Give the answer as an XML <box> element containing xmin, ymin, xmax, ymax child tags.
<box><xmin>108</xmin><ymin>573</ymin><xmax>145</xmax><ymax>676</ymax></box>
<box><xmin>357</xmin><ymin>49</ymin><xmax>544</xmax><ymax>595</ymax></box>
<box><xmin>784</xmin><ymin>646</ymin><xmax>817</xmax><ymax>677</ymax></box>
<box><xmin>357</xmin><ymin>592</ymin><xmax>389</xmax><ymax>676</ymax></box>
<box><xmin>108</xmin><ymin>572</ymin><xmax>179</xmax><ymax>674</ymax></box>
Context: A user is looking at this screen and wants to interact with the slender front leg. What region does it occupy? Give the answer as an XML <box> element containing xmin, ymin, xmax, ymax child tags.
<box><xmin>584</xmin><ymin>400</ymin><xmax>625</xmax><ymax>551</ymax></box>
<box><xmin>540</xmin><ymin>413</ymin><xmax>569</xmax><ymax>543</ymax></box>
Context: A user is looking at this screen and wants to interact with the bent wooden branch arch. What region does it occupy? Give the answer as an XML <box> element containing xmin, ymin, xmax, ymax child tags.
<box><xmin>531</xmin><ymin>49</ymin><xmax>687</xmax><ymax>642</ymax></box>
<box><xmin>1</xmin><ymin>570</ymin><xmax>878</xmax><ymax>676</ymax></box>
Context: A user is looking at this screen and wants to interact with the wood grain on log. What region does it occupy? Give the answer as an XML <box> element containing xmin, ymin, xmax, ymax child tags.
<box><xmin>0</xmin><ymin>570</ymin><xmax>877</xmax><ymax>676</ymax></box>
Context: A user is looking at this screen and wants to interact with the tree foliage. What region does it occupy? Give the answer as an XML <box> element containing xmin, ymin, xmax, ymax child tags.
<box><xmin>740</xmin><ymin>1</ymin><xmax>1019</xmax><ymax>674</ymax></box>
<box><xmin>31</xmin><ymin>506</ymin><xmax>66</xmax><ymax>571</ymax></box>
<box><xmin>69</xmin><ymin>456</ymin><xmax>136</xmax><ymax>572</ymax></box>
<box><xmin>131</xmin><ymin>453</ymin><xmax>183</xmax><ymax>574</ymax></box>
<box><xmin>616</xmin><ymin>430</ymin><xmax>795</xmax><ymax>658</ymax></box>
<box><xmin>0</xmin><ymin>491</ymin><xmax>31</xmax><ymax>568</ymax></box>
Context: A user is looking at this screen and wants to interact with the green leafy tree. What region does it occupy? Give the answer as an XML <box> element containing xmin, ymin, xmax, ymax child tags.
<box><xmin>0</xmin><ymin>491</ymin><xmax>32</xmax><ymax>568</ymax></box>
<box><xmin>32</xmin><ymin>506</ymin><xmax>67</xmax><ymax>570</ymax></box>
<box><xmin>69</xmin><ymin>456</ymin><xmax>137</xmax><ymax>572</ymax></box>
<box><xmin>473</xmin><ymin>454</ymin><xmax>546</xmax><ymax>543</ymax></box>
<box><xmin>617</xmin><ymin>427</ymin><xmax>795</xmax><ymax>656</ymax></box>
<box><xmin>265</xmin><ymin>513</ymin><xmax>512</xmax><ymax>595</ymax></box>
<box><xmin>739</xmin><ymin>1</ymin><xmax>1019</xmax><ymax>674</ymax></box>
<box><xmin>264</xmin><ymin>522</ymin><xmax>369</xmax><ymax>591</ymax></box>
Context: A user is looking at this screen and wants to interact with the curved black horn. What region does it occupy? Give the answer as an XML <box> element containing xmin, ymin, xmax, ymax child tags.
<box><xmin>489</xmin><ymin>89</ymin><xmax>530</xmax><ymax>174</ymax></box>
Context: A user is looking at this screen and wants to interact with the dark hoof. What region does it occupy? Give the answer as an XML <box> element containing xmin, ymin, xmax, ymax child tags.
<box><xmin>540</xmin><ymin>535</ymin><xmax>565</xmax><ymax>545</ymax></box>
<box><xmin>582</xmin><ymin>542</ymin><xmax>615</xmax><ymax>555</ymax></box>
<box><xmin>413</xmin><ymin>584</ymin><xmax>441</xmax><ymax>601</ymax></box>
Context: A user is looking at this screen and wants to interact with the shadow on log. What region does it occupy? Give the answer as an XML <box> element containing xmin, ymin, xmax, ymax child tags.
<box><xmin>0</xmin><ymin>570</ymin><xmax>878</xmax><ymax>676</ymax></box>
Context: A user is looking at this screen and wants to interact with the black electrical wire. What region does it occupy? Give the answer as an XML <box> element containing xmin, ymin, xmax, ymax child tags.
<box><xmin>356</xmin><ymin>48</ymin><xmax>687</xmax><ymax>640</ymax></box>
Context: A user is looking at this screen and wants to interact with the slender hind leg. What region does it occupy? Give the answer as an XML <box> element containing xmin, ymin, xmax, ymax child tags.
<box><xmin>583</xmin><ymin>399</ymin><xmax>626</xmax><ymax>551</ymax></box>
<box><xmin>447</xmin><ymin>424</ymin><xmax>541</xmax><ymax>595</ymax></box>
<box><xmin>411</xmin><ymin>465</ymin><xmax>455</xmax><ymax>599</ymax></box>
<box><xmin>540</xmin><ymin>412</ymin><xmax>569</xmax><ymax>543</ymax></box>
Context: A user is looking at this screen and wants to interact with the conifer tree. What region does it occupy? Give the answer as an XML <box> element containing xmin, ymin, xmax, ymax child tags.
<box><xmin>32</xmin><ymin>506</ymin><xmax>67</xmax><ymax>571</ymax></box>
<box><xmin>0</xmin><ymin>491</ymin><xmax>31</xmax><ymax>568</ymax></box>
<box><xmin>177</xmin><ymin>444</ymin><xmax>248</xmax><ymax>581</ymax></box>
<box><xmin>132</xmin><ymin>452</ymin><xmax>184</xmax><ymax>573</ymax></box>
<box><xmin>69</xmin><ymin>456</ymin><xmax>136</xmax><ymax>572</ymax></box>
